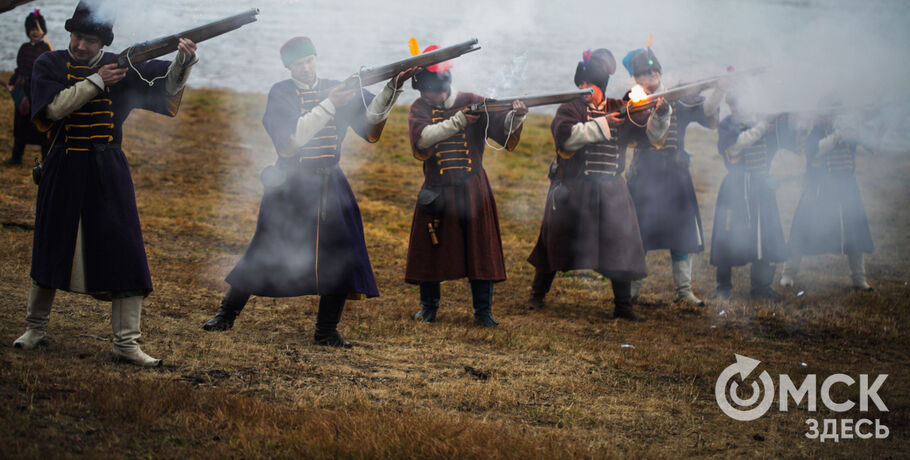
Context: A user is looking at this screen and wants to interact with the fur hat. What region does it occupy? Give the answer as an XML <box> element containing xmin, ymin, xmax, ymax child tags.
<box><xmin>574</xmin><ymin>48</ymin><xmax>616</xmax><ymax>92</ymax></box>
<box><xmin>25</xmin><ymin>9</ymin><xmax>47</xmax><ymax>37</ymax></box>
<box><xmin>411</xmin><ymin>45</ymin><xmax>453</xmax><ymax>93</ymax></box>
<box><xmin>64</xmin><ymin>1</ymin><xmax>114</xmax><ymax>46</ymax></box>
<box><xmin>622</xmin><ymin>48</ymin><xmax>662</xmax><ymax>78</ymax></box>
<box><xmin>280</xmin><ymin>36</ymin><xmax>317</xmax><ymax>67</ymax></box>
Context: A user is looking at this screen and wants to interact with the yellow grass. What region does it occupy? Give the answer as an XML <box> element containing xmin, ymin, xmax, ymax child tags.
<box><xmin>1</xmin><ymin>76</ymin><xmax>907</xmax><ymax>457</ymax></box>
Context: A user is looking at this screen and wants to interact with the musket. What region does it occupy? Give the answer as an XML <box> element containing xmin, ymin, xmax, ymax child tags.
<box><xmin>0</xmin><ymin>0</ymin><xmax>37</xmax><ymax>14</ymax></box>
<box><xmin>116</xmin><ymin>9</ymin><xmax>259</xmax><ymax>68</ymax></box>
<box><xmin>443</xmin><ymin>88</ymin><xmax>594</xmax><ymax>116</ymax></box>
<box><xmin>611</xmin><ymin>67</ymin><xmax>765</xmax><ymax>118</ymax></box>
<box><xmin>320</xmin><ymin>38</ymin><xmax>482</xmax><ymax>96</ymax></box>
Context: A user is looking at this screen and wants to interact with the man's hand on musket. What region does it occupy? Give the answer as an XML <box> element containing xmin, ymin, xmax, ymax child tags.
<box><xmin>606</xmin><ymin>112</ymin><xmax>625</xmax><ymax>126</ymax></box>
<box><xmin>98</xmin><ymin>63</ymin><xmax>128</xmax><ymax>86</ymax></box>
<box><xmin>512</xmin><ymin>99</ymin><xmax>529</xmax><ymax>116</ymax></box>
<box><xmin>393</xmin><ymin>67</ymin><xmax>421</xmax><ymax>90</ymax></box>
<box><xmin>654</xmin><ymin>97</ymin><xmax>669</xmax><ymax>116</ymax></box>
<box><xmin>461</xmin><ymin>107</ymin><xmax>481</xmax><ymax>125</ymax></box>
<box><xmin>177</xmin><ymin>38</ymin><xmax>197</xmax><ymax>64</ymax></box>
<box><xmin>328</xmin><ymin>84</ymin><xmax>357</xmax><ymax>108</ymax></box>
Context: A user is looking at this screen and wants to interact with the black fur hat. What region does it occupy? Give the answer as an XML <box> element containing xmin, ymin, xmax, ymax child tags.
<box><xmin>412</xmin><ymin>68</ymin><xmax>452</xmax><ymax>92</ymax></box>
<box><xmin>64</xmin><ymin>1</ymin><xmax>114</xmax><ymax>46</ymax></box>
<box><xmin>24</xmin><ymin>9</ymin><xmax>47</xmax><ymax>37</ymax></box>
<box><xmin>574</xmin><ymin>48</ymin><xmax>616</xmax><ymax>92</ymax></box>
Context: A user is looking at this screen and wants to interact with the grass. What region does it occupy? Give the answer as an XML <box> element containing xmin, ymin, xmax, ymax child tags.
<box><xmin>1</xmin><ymin>74</ymin><xmax>908</xmax><ymax>457</ymax></box>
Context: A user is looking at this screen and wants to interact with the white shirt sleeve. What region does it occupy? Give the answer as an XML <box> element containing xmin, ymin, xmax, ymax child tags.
<box><xmin>365</xmin><ymin>81</ymin><xmax>403</xmax><ymax>125</ymax></box>
<box><xmin>285</xmin><ymin>99</ymin><xmax>337</xmax><ymax>154</ymax></box>
<box><xmin>165</xmin><ymin>53</ymin><xmax>198</xmax><ymax>95</ymax></box>
<box><xmin>562</xmin><ymin>117</ymin><xmax>611</xmax><ymax>153</ymax></box>
<box><xmin>726</xmin><ymin>121</ymin><xmax>770</xmax><ymax>160</ymax></box>
<box><xmin>45</xmin><ymin>77</ymin><xmax>103</xmax><ymax>121</ymax></box>
<box><xmin>503</xmin><ymin>110</ymin><xmax>526</xmax><ymax>135</ymax></box>
<box><xmin>646</xmin><ymin>105</ymin><xmax>673</xmax><ymax>144</ymax></box>
<box><xmin>416</xmin><ymin>111</ymin><xmax>469</xmax><ymax>150</ymax></box>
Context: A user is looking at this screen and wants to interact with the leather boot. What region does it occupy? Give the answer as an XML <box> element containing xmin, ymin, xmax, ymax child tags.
<box><xmin>202</xmin><ymin>288</ymin><xmax>250</xmax><ymax>331</ymax></box>
<box><xmin>848</xmin><ymin>253</ymin><xmax>873</xmax><ymax>291</ymax></box>
<box><xmin>314</xmin><ymin>295</ymin><xmax>351</xmax><ymax>348</ymax></box>
<box><xmin>13</xmin><ymin>283</ymin><xmax>56</xmax><ymax>349</ymax></box>
<box><xmin>525</xmin><ymin>271</ymin><xmax>554</xmax><ymax>310</ymax></box>
<box><xmin>630</xmin><ymin>279</ymin><xmax>642</xmax><ymax>303</ymax></box>
<box><xmin>749</xmin><ymin>260</ymin><xmax>781</xmax><ymax>300</ymax></box>
<box><xmin>673</xmin><ymin>258</ymin><xmax>705</xmax><ymax>307</ymax></box>
<box><xmin>414</xmin><ymin>282</ymin><xmax>440</xmax><ymax>322</ymax></box>
<box><xmin>471</xmin><ymin>280</ymin><xmax>498</xmax><ymax>327</ymax></box>
<box><xmin>716</xmin><ymin>266</ymin><xmax>733</xmax><ymax>299</ymax></box>
<box><xmin>612</xmin><ymin>279</ymin><xmax>644</xmax><ymax>321</ymax></box>
<box><xmin>3</xmin><ymin>142</ymin><xmax>24</xmax><ymax>165</ymax></box>
<box><xmin>111</xmin><ymin>296</ymin><xmax>161</xmax><ymax>367</ymax></box>
<box><xmin>779</xmin><ymin>256</ymin><xmax>800</xmax><ymax>287</ymax></box>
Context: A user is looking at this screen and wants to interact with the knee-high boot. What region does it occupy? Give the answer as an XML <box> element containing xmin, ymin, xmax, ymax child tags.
<box><xmin>525</xmin><ymin>271</ymin><xmax>555</xmax><ymax>310</ymax></box>
<box><xmin>13</xmin><ymin>283</ymin><xmax>56</xmax><ymax>349</ymax></box>
<box><xmin>414</xmin><ymin>282</ymin><xmax>440</xmax><ymax>322</ymax></box>
<box><xmin>673</xmin><ymin>258</ymin><xmax>705</xmax><ymax>307</ymax></box>
<box><xmin>314</xmin><ymin>294</ymin><xmax>351</xmax><ymax>348</ymax></box>
<box><xmin>111</xmin><ymin>296</ymin><xmax>161</xmax><ymax>367</ymax></box>
<box><xmin>202</xmin><ymin>288</ymin><xmax>251</xmax><ymax>331</ymax></box>
<box><xmin>471</xmin><ymin>280</ymin><xmax>498</xmax><ymax>327</ymax></box>
<box><xmin>612</xmin><ymin>279</ymin><xmax>644</xmax><ymax>321</ymax></box>
<box><xmin>848</xmin><ymin>253</ymin><xmax>873</xmax><ymax>291</ymax></box>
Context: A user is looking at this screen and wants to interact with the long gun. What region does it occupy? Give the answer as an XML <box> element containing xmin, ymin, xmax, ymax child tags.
<box><xmin>443</xmin><ymin>89</ymin><xmax>594</xmax><ymax>116</ymax></box>
<box><xmin>611</xmin><ymin>67</ymin><xmax>764</xmax><ymax>118</ymax></box>
<box><xmin>0</xmin><ymin>0</ymin><xmax>37</xmax><ymax>14</ymax></box>
<box><xmin>116</xmin><ymin>8</ymin><xmax>259</xmax><ymax>68</ymax></box>
<box><xmin>321</xmin><ymin>38</ymin><xmax>481</xmax><ymax>96</ymax></box>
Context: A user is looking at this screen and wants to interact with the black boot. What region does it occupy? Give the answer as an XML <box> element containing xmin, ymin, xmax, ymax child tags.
<box><xmin>314</xmin><ymin>294</ymin><xmax>351</xmax><ymax>348</ymax></box>
<box><xmin>471</xmin><ymin>280</ymin><xmax>498</xmax><ymax>327</ymax></box>
<box><xmin>202</xmin><ymin>288</ymin><xmax>250</xmax><ymax>331</ymax></box>
<box><xmin>612</xmin><ymin>279</ymin><xmax>644</xmax><ymax>321</ymax></box>
<box><xmin>414</xmin><ymin>282</ymin><xmax>440</xmax><ymax>322</ymax></box>
<box><xmin>3</xmin><ymin>142</ymin><xmax>24</xmax><ymax>165</ymax></box>
<box><xmin>716</xmin><ymin>266</ymin><xmax>733</xmax><ymax>299</ymax></box>
<box><xmin>525</xmin><ymin>270</ymin><xmax>555</xmax><ymax>310</ymax></box>
<box><xmin>749</xmin><ymin>260</ymin><xmax>781</xmax><ymax>300</ymax></box>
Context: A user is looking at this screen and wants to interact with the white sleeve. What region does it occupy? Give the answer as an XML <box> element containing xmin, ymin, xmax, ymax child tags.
<box><xmin>503</xmin><ymin>110</ymin><xmax>527</xmax><ymax>135</ymax></box>
<box><xmin>416</xmin><ymin>111</ymin><xmax>469</xmax><ymax>150</ymax></box>
<box><xmin>562</xmin><ymin>117</ymin><xmax>611</xmax><ymax>153</ymax></box>
<box><xmin>165</xmin><ymin>53</ymin><xmax>198</xmax><ymax>95</ymax></box>
<box><xmin>703</xmin><ymin>87</ymin><xmax>723</xmax><ymax>125</ymax></box>
<box><xmin>817</xmin><ymin>132</ymin><xmax>840</xmax><ymax>156</ymax></box>
<box><xmin>646</xmin><ymin>105</ymin><xmax>672</xmax><ymax>144</ymax></box>
<box><xmin>45</xmin><ymin>77</ymin><xmax>103</xmax><ymax>121</ymax></box>
<box><xmin>365</xmin><ymin>81</ymin><xmax>403</xmax><ymax>125</ymax></box>
<box><xmin>727</xmin><ymin>121</ymin><xmax>770</xmax><ymax>160</ymax></box>
<box><xmin>287</xmin><ymin>99</ymin><xmax>337</xmax><ymax>152</ymax></box>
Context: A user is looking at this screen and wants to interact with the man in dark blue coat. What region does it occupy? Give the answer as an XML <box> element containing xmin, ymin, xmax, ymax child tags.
<box><xmin>621</xmin><ymin>47</ymin><xmax>724</xmax><ymax>307</ymax></box>
<box><xmin>12</xmin><ymin>1</ymin><xmax>197</xmax><ymax>367</ymax></box>
<box><xmin>201</xmin><ymin>37</ymin><xmax>416</xmax><ymax>348</ymax></box>
<box><xmin>711</xmin><ymin>94</ymin><xmax>794</xmax><ymax>299</ymax></box>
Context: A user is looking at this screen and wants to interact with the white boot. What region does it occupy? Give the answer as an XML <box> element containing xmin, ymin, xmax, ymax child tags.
<box><xmin>779</xmin><ymin>256</ymin><xmax>800</xmax><ymax>288</ymax></box>
<box><xmin>630</xmin><ymin>279</ymin><xmax>642</xmax><ymax>301</ymax></box>
<box><xmin>673</xmin><ymin>258</ymin><xmax>705</xmax><ymax>307</ymax></box>
<box><xmin>13</xmin><ymin>284</ymin><xmax>56</xmax><ymax>349</ymax></box>
<box><xmin>848</xmin><ymin>253</ymin><xmax>873</xmax><ymax>291</ymax></box>
<box><xmin>111</xmin><ymin>296</ymin><xmax>161</xmax><ymax>367</ymax></box>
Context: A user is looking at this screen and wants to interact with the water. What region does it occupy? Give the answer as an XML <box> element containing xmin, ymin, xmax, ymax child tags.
<box><xmin>2</xmin><ymin>0</ymin><xmax>909</xmax><ymax>148</ymax></box>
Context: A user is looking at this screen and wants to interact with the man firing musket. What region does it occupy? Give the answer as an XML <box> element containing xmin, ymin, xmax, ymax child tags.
<box><xmin>202</xmin><ymin>36</ymin><xmax>479</xmax><ymax>348</ymax></box>
<box><xmin>442</xmin><ymin>88</ymin><xmax>593</xmax><ymax>115</ymax></box>
<box><xmin>10</xmin><ymin>1</ymin><xmax>248</xmax><ymax>367</ymax></box>
<box><xmin>406</xmin><ymin>42</ymin><xmax>528</xmax><ymax>327</ymax></box>
<box><xmin>619</xmin><ymin>45</ymin><xmax>730</xmax><ymax>308</ymax></box>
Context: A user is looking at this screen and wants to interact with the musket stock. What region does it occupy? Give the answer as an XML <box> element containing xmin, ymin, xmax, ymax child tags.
<box><xmin>116</xmin><ymin>9</ymin><xmax>259</xmax><ymax>68</ymax></box>
<box><xmin>0</xmin><ymin>0</ymin><xmax>37</xmax><ymax>14</ymax></box>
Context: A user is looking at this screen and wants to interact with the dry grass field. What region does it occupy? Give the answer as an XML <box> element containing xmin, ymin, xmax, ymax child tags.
<box><xmin>1</xmin><ymin>76</ymin><xmax>908</xmax><ymax>458</ymax></box>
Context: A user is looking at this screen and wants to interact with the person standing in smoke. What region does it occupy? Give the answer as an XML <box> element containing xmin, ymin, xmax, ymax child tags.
<box><xmin>621</xmin><ymin>47</ymin><xmax>724</xmax><ymax>308</ymax></box>
<box><xmin>12</xmin><ymin>1</ymin><xmax>198</xmax><ymax>367</ymax></box>
<box><xmin>711</xmin><ymin>94</ymin><xmax>795</xmax><ymax>299</ymax></box>
<box><xmin>3</xmin><ymin>9</ymin><xmax>51</xmax><ymax>165</ymax></box>
<box><xmin>406</xmin><ymin>45</ymin><xmax>527</xmax><ymax>327</ymax></box>
<box><xmin>525</xmin><ymin>48</ymin><xmax>670</xmax><ymax>321</ymax></box>
<box><xmin>779</xmin><ymin>108</ymin><xmax>875</xmax><ymax>291</ymax></box>
<box><xmin>202</xmin><ymin>37</ymin><xmax>417</xmax><ymax>348</ymax></box>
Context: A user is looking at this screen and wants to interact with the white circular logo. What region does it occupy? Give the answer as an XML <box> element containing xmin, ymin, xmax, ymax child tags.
<box><xmin>715</xmin><ymin>354</ymin><xmax>775</xmax><ymax>421</ymax></box>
